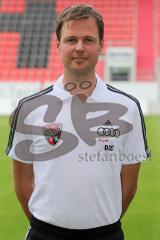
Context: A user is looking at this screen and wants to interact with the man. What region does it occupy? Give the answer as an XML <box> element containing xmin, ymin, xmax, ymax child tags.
<box><xmin>6</xmin><ymin>4</ymin><xmax>149</xmax><ymax>240</ymax></box>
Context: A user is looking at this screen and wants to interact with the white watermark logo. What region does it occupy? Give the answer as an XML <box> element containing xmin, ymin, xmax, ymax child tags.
<box><xmin>78</xmin><ymin>149</ymin><xmax>151</xmax><ymax>163</ymax></box>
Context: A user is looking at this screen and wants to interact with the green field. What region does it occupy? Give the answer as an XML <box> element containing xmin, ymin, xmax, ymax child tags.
<box><xmin>0</xmin><ymin>116</ymin><xmax>159</xmax><ymax>240</ymax></box>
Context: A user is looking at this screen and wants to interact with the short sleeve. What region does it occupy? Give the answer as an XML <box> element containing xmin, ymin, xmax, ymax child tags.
<box><xmin>6</xmin><ymin>100</ymin><xmax>33</xmax><ymax>164</ymax></box>
<box><xmin>122</xmin><ymin>101</ymin><xmax>150</xmax><ymax>165</ymax></box>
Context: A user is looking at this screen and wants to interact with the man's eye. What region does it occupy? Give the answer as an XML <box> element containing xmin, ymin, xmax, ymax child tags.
<box><xmin>67</xmin><ymin>39</ymin><xmax>76</xmax><ymax>43</ymax></box>
<box><xmin>85</xmin><ymin>38</ymin><xmax>93</xmax><ymax>43</ymax></box>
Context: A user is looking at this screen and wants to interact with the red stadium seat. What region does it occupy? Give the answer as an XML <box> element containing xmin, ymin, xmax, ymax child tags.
<box><xmin>0</xmin><ymin>0</ymin><xmax>25</xmax><ymax>13</ymax></box>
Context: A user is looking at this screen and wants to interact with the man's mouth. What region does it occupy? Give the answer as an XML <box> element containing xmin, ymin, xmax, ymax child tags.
<box><xmin>72</xmin><ymin>57</ymin><xmax>87</xmax><ymax>61</ymax></box>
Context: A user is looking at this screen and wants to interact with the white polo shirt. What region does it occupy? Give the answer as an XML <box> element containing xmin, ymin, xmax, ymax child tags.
<box><xmin>6</xmin><ymin>75</ymin><xmax>149</xmax><ymax>229</ymax></box>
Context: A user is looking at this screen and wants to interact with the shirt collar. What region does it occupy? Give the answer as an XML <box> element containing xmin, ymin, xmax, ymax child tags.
<box><xmin>53</xmin><ymin>74</ymin><xmax>107</xmax><ymax>101</ymax></box>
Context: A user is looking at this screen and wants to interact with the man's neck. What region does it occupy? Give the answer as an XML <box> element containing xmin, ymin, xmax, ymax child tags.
<box><xmin>62</xmin><ymin>71</ymin><xmax>97</xmax><ymax>101</ymax></box>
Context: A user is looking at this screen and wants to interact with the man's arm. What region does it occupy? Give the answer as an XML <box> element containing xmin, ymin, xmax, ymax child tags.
<box><xmin>12</xmin><ymin>160</ymin><xmax>34</xmax><ymax>220</ymax></box>
<box><xmin>120</xmin><ymin>163</ymin><xmax>141</xmax><ymax>218</ymax></box>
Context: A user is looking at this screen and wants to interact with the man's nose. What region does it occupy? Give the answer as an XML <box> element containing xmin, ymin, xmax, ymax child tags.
<box><xmin>75</xmin><ymin>40</ymin><xmax>84</xmax><ymax>51</ymax></box>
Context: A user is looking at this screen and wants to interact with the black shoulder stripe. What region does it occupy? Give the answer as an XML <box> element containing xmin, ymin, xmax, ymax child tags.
<box><xmin>106</xmin><ymin>84</ymin><xmax>150</xmax><ymax>158</ymax></box>
<box><xmin>6</xmin><ymin>85</ymin><xmax>53</xmax><ymax>155</ymax></box>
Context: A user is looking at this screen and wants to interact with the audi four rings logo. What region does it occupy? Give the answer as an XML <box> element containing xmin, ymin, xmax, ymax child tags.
<box><xmin>97</xmin><ymin>127</ymin><xmax>120</xmax><ymax>138</ymax></box>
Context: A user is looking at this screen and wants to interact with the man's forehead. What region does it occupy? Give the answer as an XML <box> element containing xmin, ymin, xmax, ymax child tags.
<box><xmin>61</xmin><ymin>18</ymin><xmax>98</xmax><ymax>36</ymax></box>
<box><xmin>64</xmin><ymin>17</ymin><xmax>96</xmax><ymax>27</ymax></box>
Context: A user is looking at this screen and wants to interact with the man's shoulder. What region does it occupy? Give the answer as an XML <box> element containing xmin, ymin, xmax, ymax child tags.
<box><xmin>11</xmin><ymin>85</ymin><xmax>54</xmax><ymax>123</ymax></box>
<box><xmin>105</xmin><ymin>83</ymin><xmax>140</xmax><ymax>107</ymax></box>
<box><xmin>17</xmin><ymin>75</ymin><xmax>64</xmax><ymax>109</ymax></box>
<box><xmin>19</xmin><ymin>85</ymin><xmax>54</xmax><ymax>106</ymax></box>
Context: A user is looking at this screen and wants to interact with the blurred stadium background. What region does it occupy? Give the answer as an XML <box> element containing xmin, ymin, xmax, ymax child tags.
<box><xmin>0</xmin><ymin>0</ymin><xmax>160</xmax><ymax>114</ymax></box>
<box><xmin>0</xmin><ymin>0</ymin><xmax>159</xmax><ymax>240</ymax></box>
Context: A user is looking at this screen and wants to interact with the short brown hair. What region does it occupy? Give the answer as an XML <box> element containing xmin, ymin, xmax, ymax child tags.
<box><xmin>56</xmin><ymin>4</ymin><xmax>104</xmax><ymax>41</ymax></box>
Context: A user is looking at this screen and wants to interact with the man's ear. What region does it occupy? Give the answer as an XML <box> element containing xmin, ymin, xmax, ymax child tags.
<box><xmin>56</xmin><ymin>39</ymin><xmax>60</xmax><ymax>50</ymax></box>
<box><xmin>99</xmin><ymin>39</ymin><xmax>104</xmax><ymax>53</ymax></box>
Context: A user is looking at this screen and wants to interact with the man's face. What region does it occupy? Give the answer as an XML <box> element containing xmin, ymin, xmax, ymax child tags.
<box><xmin>57</xmin><ymin>17</ymin><xmax>103</xmax><ymax>76</ymax></box>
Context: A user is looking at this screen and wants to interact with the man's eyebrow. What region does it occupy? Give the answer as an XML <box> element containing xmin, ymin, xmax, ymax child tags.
<box><xmin>63</xmin><ymin>36</ymin><xmax>76</xmax><ymax>39</ymax></box>
<box><xmin>84</xmin><ymin>36</ymin><xmax>96</xmax><ymax>39</ymax></box>
<box><xmin>63</xmin><ymin>36</ymin><xmax>96</xmax><ymax>39</ymax></box>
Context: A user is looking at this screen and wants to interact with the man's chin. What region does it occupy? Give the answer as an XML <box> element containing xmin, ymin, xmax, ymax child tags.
<box><xmin>70</xmin><ymin>65</ymin><xmax>91</xmax><ymax>74</ymax></box>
